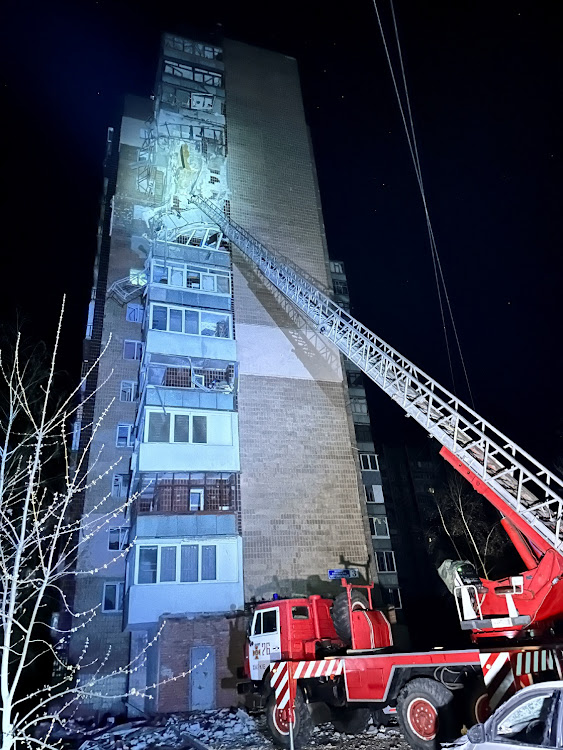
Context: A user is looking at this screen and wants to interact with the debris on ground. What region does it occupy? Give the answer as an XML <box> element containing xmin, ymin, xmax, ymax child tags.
<box><xmin>65</xmin><ymin>708</ymin><xmax>410</xmax><ymax>750</ymax></box>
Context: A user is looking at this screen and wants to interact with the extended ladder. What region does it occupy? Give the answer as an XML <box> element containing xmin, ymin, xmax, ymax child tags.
<box><xmin>191</xmin><ymin>194</ymin><xmax>563</xmax><ymax>555</ymax></box>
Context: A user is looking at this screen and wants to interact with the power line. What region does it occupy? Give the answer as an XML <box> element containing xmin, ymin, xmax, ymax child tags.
<box><xmin>371</xmin><ymin>0</ymin><xmax>475</xmax><ymax>408</ymax></box>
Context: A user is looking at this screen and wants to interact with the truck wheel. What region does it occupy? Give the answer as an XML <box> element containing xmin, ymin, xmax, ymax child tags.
<box><xmin>465</xmin><ymin>683</ymin><xmax>490</xmax><ymax>726</ymax></box>
<box><xmin>265</xmin><ymin>687</ymin><xmax>313</xmax><ymax>748</ymax></box>
<box><xmin>397</xmin><ymin>678</ymin><xmax>455</xmax><ymax>750</ymax></box>
<box><xmin>331</xmin><ymin>706</ymin><xmax>371</xmax><ymax>734</ymax></box>
<box><xmin>330</xmin><ymin>590</ymin><xmax>369</xmax><ymax>644</ymax></box>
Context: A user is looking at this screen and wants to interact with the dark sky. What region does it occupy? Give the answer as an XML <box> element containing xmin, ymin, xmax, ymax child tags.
<box><xmin>2</xmin><ymin>0</ymin><xmax>562</xmax><ymax>468</ymax></box>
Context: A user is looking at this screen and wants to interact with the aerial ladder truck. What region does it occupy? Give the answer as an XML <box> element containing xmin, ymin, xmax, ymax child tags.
<box><xmin>189</xmin><ymin>194</ymin><xmax>563</xmax><ymax>750</ymax></box>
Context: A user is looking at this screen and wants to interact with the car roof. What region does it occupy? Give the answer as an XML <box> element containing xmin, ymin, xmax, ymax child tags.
<box><xmin>510</xmin><ymin>681</ymin><xmax>563</xmax><ymax>694</ymax></box>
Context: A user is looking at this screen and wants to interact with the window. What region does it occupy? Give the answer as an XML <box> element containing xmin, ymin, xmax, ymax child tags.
<box><xmin>365</xmin><ymin>484</ymin><xmax>384</xmax><ymax>503</ymax></box>
<box><xmin>137</xmin><ymin>472</ymin><xmax>238</xmax><ymax>514</ymax></box>
<box><xmin>135</xmin><ymin>542</ymin><xmax>234</xmax><ymax>584</ymax></box>
<box><xmin>116</xmin><ymin>423</ymin><xmax>134</xmax><ymax>448</ymax></box>
<box><xmin>150</xmin><ymin>304</ymin><xmax>231</xmax><ymax>338</ymax></box>
<box><xmin>144</xmin><ymin>410</ymin><xmax>232</xmax><ymax>446</ymax></box>
<box><xmin>262</xmin><ymin>610</ymin><xmax>278</xmax><ymax>634</ymax></box>
<box><xmin>126</xmin><ymin>303</ymin><xmax>144</xmax><ymax>323</ymax></box>
<box><xmin>376</xmin><ymin>551</ymin><xmax>396</xmax><ymax>573</ymax></box>
<box><xmin>360</xmin><ymin>453</ymin><xmax>379</xmax><ymax>471</ymax></box>
<box><xmin>189</xmin><ymin>488</ymin><xmax>204</xmax><ymax>511</ymax></box>
<box><xmin>147</xmin><ymin>412</ymin><xmax>170</xmax><ymax>442</ymax></box>
<box><xmin>382</xmin><ymin>587</ymin><xmax>402</xmax><ymax>610</ymax></box>
<box><xmin>181</xmin><ymin>545</ymin><xmax>199</xmax><ymax>582</ymax></box>
<box><xmin>102</xmin><ymin>582</ymin><xmax>124</xmax><ymax>613</ymax></box>
<box><xmin>112</xmin><ymin>474</ymin><xmax>129</xmax><ymax>498</ymax></box>
<box><xmin>163</xmin><ymin>60</ymin><xmax>223</xmax><ymax>87</ymax></box>
<box><xmin>108</xmin><ymin>527</ymin><xmax>129</xmax><ymax>551</ymax></box>
<box><xmin>347</xmin><ymin>371</ymin><xmax>363</xmax><ymax>388</ymax></box>
<box><xmin>292</xmin><ymin>607</ymin><xmax>309</xmax><ymax>620</ymax></box>
<box><xmin>138</xmin><ymin>547</ymin><xmax>158</xmax><ymax>584</ymax></box>
<box><xmin>494</xmin><ymin>691</ymin><xmax>556</xmax><ymax>745</ymax></box>
<box><xmin>369</xmin><ymin>516</ymin><xmax>390</xmax><ymax>538</ymax></box>
<box><xmin>161</xmin><ymin>84</ymin><xmax>214</xmax><ymax>111</ymax></box>
<box><xmin>123</xmin><ymin>340</ymin><xmax>143</xmax><ymax>360</ymax></box>
<box><xmin>330</xmin><ymin>261</ymin><xmax>344</xmax><ymax>274</ymax></box>
<box><xmin>201</xmin><ymin>545</ymin><xmax>216</xmax><ymax>580</ymax></box>
<box><xmin>160</xmin><ymin>546</ymin><xmax>177</xmax><ymax>582</ymax></box>
<box><xmin>151</xmin><ymin>262</ymin><xmax>230</xmax><ymax>294</ymax></box>
<box><xmin>333</xmin><ymin>279</ymin><xmax>349</xmax><ymax>296</ymax></box>
<box><xmin>164</xmin><ymin>37</ymin><xmax>222</xmax><ymax>61</ymax></box>
<box><xmin>351</xmin><ymin>398</ymin><xmax>368</xmax><ymax>415</ymax></box>
<box><xmin>355</xmin><ymin>425</ymin><xmax>373</xmax><ymax>444</ymax></box>
<box><xmin>120</xmin><ymin>380</ymin><xmax>137</xmax><ymax>402</ymax></box>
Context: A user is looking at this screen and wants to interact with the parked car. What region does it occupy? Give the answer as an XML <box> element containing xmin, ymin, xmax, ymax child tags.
<box><xmin>460</xmin><ymin>681</ymin><xmax>563</xmax><ymax>750</ymax></box>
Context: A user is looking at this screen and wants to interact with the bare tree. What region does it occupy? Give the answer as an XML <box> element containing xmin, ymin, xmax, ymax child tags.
<box><xmin>425</xmin><ymin>471</ymin><xmax>509</xmax><ymax>579</ymax></box>
<box><xmin>0</xmin><ymin>305</ymin><xmax>205</xmax><ymax>750</ymax></box>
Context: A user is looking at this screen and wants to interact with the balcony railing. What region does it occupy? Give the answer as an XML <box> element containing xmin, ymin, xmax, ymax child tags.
<box><xmin>136</xmin><ymin>472</ymin><xmax>238</xmax><ymax>514</ymax></box>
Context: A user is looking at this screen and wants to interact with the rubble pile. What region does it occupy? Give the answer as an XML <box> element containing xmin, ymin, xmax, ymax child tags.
<box><xmin>72</xmin><ymin>709</ymin><xmax>409</xmax><ymax>750</ymax></box>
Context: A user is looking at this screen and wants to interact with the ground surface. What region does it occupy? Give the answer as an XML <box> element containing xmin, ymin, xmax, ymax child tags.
<box><xmin>71</xmin><ymin>708</ymin><xmax>412</xmax><ymax>750</ymax></box>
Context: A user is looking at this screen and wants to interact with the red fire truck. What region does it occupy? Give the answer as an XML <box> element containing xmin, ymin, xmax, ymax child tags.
<box><xmin>193</xmin><ymin>196</ymin><xmax>563</xmax><ymax>750</ymax></box>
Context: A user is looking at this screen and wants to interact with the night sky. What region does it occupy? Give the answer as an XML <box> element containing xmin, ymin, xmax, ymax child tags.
<box><xmin>2</xmin><ymin>0</ymin><xmax>562</xmax><ymax>469</ymax></box>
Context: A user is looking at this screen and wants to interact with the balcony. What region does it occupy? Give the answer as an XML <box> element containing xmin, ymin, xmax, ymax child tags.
<box><xmin>125</xmin><ymin>536</ymin><xmax>243</xmax><ymax>628</ymax></box>
<box><xmin>141</xmin><ymin>356</ymin><xmax>237</xmax><ymax>411</ymax></box>
<box><xmin>136</xmin><ymin>472</ymin><xmax>238</xmax><ymax>515</ymax></box>
<box><xmin>137</xmin><ymin>408</ymin><xmax>240</xmax><ymax>473</ymax></box>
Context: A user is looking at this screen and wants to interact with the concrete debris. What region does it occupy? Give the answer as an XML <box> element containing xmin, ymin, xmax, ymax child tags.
<box><xmin>75</xmin><ymin>709</ymin><xmax>409</xmax><ymax>750</ymax></box>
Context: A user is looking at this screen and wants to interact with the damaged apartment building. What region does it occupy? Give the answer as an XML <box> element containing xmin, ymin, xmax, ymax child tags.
<box><xmin>70</xmin><ymin>33</ymin><xmax>395</xmax><ymax>716</ymax></box>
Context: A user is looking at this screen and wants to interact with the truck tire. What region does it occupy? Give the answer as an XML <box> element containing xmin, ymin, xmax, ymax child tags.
<box><xmin>265</xmin><ymin>687</ymin><xmax>313</xmax><ymax>748</ymax></box>
<box><xmin>397</xmin><ymin>678</ymin><xmax>455</xmax><ymax>750</ymax></box>
<box><xmin>330</xmin><ymin>590</ymin><xmax>369</xmax><ymax>644</ymax></box>
<box><xmin>465</xmin><ymin>682</ymin><xmax>490</xmax><ymax>726</ymax></box>
<box><xmin>331</xmin><ymin>706</ymin><xmax>371</xmax><ymax>733</ymax></box>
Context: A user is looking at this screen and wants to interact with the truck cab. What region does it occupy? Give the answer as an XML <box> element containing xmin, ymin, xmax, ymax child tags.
<box><xmin>247</xmin><ymin>595</ymin><xmax>344</xmax><ymax>681</ymax></box>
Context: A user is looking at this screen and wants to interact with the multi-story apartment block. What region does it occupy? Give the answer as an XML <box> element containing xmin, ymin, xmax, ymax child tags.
<box><xmin>329</xmin><ymin>260</ymin><xmax>408</xmax><ymax>647</ymax></box>
<box><xmin>70</xmin><ymin>34</ymin><xmax>378</xmax><ymax>716</ymax></box>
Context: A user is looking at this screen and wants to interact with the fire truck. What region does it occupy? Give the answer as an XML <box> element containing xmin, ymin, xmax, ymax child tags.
<box><xmin>191</xmin><ymin>194</ymin><xmax>563</xmax><ymax>749</ymax></box>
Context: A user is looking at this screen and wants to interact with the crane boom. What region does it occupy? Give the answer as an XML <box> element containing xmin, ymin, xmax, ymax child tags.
<box><xmin>191</xmin><ymin>194</ymin><xmax>563</xmax><ymax>559</ymax></box>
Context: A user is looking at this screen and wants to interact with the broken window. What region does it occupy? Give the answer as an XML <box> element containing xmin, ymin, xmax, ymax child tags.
<box><xmin>112</xmin><ymin>474</ymin><xmax>129</xmax><ymax>498</ymax></box>
<box><xmin>103</xmin><ymin>582</ymin><xmax>124</xmax><ymax>612</ymax></box>
<box><xmin>123</xmin><ymin>340</ymin><xmax>143</xmax><ymax>360</ymax></box>
<box><xmin>369</xmin><ymin>516</ymin><xmax>389</xmax><ymax>538</ymax></box>
<box><xmin>116</xmin><ymin>423</ymin><xmax>134</xmax><ymax>448</ymax></box>
<box><xmin>382</xmin><ymin>587</ymin><xmax>402</xmax><ymax>609</ymax></box>
<box><xmin>126</xmin><ymin>303</ymin><xmax>144</xmax><ymax>323</ymax></box>
<box><xmin>355</xmin><ymin>424</ymin><xmax>373</xmax><ymax>444</ymax></box>
<box><xmin>120</xmin><ymin>380</ymin><xmax>137</xmax><ymax>402</ymax></box>
<box><xmin>149</xmin><ymin>304</ymin><xmax>231</xmax><ymax>338</ymax></box>
<box><xmin>360</xmin><ymin>453</ymin><xmax>379</xmax><ymax>471</ymax></box>
<box><xmin>137</xmin><ymin>472</ymin><xmax>238</xmax><ymax>514</ymax></box>
<box><xmin>108</xmin><ymin>527</ymin><xmax>129</xmax><ymax>551</ymax></box>
<box><xmin>164</xmin><ymin>60</ymin><xmax>223</xmax><ymax>88</ymax></box>
<box><xmin>365</xmin><ymin>484</ymin><xmax>384</xmax><ymax>504</ymax></box>
<box><xmin>333</xmin><ymin>279</ymin><xmax>349</xmax><ymax>296</ymax></box>
<box><xmin>347</xmin><ymin>371</ymin><xmax>363</xmax><ymax>388</ymax></box>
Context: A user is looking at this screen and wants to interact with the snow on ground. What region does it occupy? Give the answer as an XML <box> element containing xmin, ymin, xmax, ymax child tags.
<box><xmin>76</xmin><ymin>708</ymin><xmax>411</xmax><ymax>750</ymax></box>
